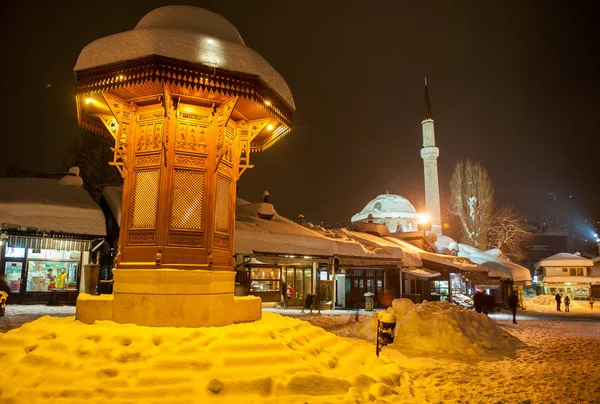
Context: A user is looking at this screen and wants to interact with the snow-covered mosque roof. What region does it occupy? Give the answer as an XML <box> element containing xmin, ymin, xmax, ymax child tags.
<box><xmin>0</xmin><ymin>178</ymin><xmax>106</xmax><ymax>236</ymax></box>
<box><xmin>351</xmin><ymin>194</ymin><xmax>419</xmax><ymax>222</ymax></box>
<box><xmin>539</xmin><ymin>253</ymin><xmax>594</xmax><ymax>267</ymax></box>
<box><xmin>74</xmin><ymin>6</ymin><xmax>295</xmax><ymax>110</ymax></box>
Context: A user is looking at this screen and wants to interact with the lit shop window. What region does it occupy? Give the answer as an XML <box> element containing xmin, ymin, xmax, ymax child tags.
<box><xmin>25</xmin><ymin>249</ymin><xmax>81</xmax><ymax>292</ymax></box>
<box><xmin>5</xmin><ymin>246</ymin><xmax>25</xmax><ymax>258</ymax></box>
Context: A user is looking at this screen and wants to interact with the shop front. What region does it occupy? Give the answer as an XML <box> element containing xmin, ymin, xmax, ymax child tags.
<box><xmin>1</xmin><ymin>235</ymin><xmax>92</xmax><ymax>304</ymax></box>
<box><xmin>239</xmin><ymin>262</ymin><xmax>315</xmax><ymax>307</ymax></box>
<box><xmin>340</xmin><ymin>268</ymin><xmax>385</xmax><ymax>309</ymax></box>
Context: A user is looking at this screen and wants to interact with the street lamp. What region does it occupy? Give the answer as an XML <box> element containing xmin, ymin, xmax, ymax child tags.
<box><xmin>418</xmin><ymin>213</ymin><xmax>431</xmax><ymax>232</ymax></box>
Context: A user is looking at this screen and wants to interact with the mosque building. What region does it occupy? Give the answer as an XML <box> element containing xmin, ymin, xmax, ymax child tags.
<box><xmin>351</xmin><ymin>79</ymin><xmax>442</xmax><ymax>236</ymax></box>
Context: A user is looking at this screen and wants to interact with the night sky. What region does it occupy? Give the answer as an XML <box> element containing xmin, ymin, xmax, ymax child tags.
<box><xmin>1</xmin><ymin>1</ymin><xmax>599</xmax><ymax>234</ymax></box>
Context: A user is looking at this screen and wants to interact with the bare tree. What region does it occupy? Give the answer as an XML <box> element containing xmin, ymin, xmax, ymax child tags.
<box><xmin>62</xmin><ymin>131</ymin><xmax>122</xmax><ymax>202</ymax></box>
<box><xmin>449</xmin><ymin>159</ymin><xmax>494</xmax><ymax>249</ymax></box>
<box><xmin>488</xmin><ymin>205</ymin><xmax>533</xmax><ymax>262</ymax></box>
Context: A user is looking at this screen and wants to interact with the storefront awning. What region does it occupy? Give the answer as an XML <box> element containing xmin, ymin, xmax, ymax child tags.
<box><xmin>463</xmin><ymin>272</ymin><xmax>501</xmax><ymax>285</ymax></box>
<box><xmin>402</xmin><ymin>267</ymin><xmax>441</xmax><ymax>279</ymax></box>
<box><xmin>7</xmin><ymin>235</ymin><xmax>93</xmax><ymax>251</ymax></box>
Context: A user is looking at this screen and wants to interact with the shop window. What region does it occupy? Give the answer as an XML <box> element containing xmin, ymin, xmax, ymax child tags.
<box><xmin>431</xmin><ymin>280</ymin><xmax>449</xmax><ymax>301</ymax></box>
<box><xmin>282</xmin><ymin>267</ymin><xmax>312</xmax><ymax>302</ymax></box>
<box><xmin>26</xmin><ymin>261</ymin><xmax>79</xmax><ymax>292</ymax></box>
<box><xmin>5</xmin><ymin>246</ymin><xmax>25</xmax><ymax>258</ymax></box>
<box><xmin>249</xmin><ymin>267</ymin><xmax>280</xmax><ymax>293</ymax></box>
<box><xmin>24</xmin><ymin>249</ymin><xmax>81</xmax><ymax>292</ymax></box>
<box><xmin>4</xmin><ymin>262</ymin><xmax>23</xmax><ymax>292</ymax></box>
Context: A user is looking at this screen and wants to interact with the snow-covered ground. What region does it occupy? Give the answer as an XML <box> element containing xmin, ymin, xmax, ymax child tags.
<box><xmin>1</xmin><ymin>302</ymin><xmax>599</xmax><ymax>403</ymax></box>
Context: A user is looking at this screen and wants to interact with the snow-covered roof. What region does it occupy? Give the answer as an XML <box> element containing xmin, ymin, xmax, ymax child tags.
<box><xmin>74</xmin><ymin>6</ymin><xmax>295</xmax><ymax>110</ymax></box>
<box><xmin>0</xmin><ymin>178</ymin><xmax>106</xmax><ymax>236</ymax></box>
<box><xmin>539</xmin><ymin>253</ymin><xmax>594</xmax><ymax>267</ymax></box>
<box><xmin>435</xmin><ymin>235</ymin><xmax>532</xmax><ymax>283</ymax></box>
<box><xmin>351</xmin><ymin>194</ymin><xmax>419</xmax><ymax>223</ymax></box>
<box><xmin>383</xmin><ymin>236</ymin><xmax>481</xmax><ymax>273</ymax></box>
<box><xmin>541</xmin><ymin>276</ymin><xmax>600</xmax><ymax>284</ymax></box>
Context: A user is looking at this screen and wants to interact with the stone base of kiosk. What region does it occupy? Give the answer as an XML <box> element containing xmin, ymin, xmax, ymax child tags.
<box><xmin>76</xmin><ymin>269</ymin><xmax>261</xmax><ymax>327</ymax></box>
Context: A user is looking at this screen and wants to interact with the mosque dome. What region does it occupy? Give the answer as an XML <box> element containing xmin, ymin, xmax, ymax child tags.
<box><xmin>134</xmin><ymin>6</ymin><xmax>245</xmax><ymax>45</ymax></box>
<box><xmin>74</xmin><ymin>6</ymin><xmax>294</xmax><ymax>109</ymax></box>
<box><xmin>351</xmin><ymin>194</ymin><xmax>420</xmax><ymax>232</ymax></box>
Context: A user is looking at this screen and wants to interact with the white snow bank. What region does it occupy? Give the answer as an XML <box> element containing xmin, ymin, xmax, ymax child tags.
<box><xmin>352</xmin><ymin>299</ymin><xmax>519</xmax><ymax>359</ymax></box>
<box><xmin>0</xmin><ymin>313</ymin><xmax>408</xmax><ymax>403</ymax></box>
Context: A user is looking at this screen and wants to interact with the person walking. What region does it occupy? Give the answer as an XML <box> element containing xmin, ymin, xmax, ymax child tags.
<box><xmin>590</xmin><ymin>296</ymin><xmax>595</xmax><ymax>310</ymax></box>
<box><xmin>564</xmin><ymin>296</ymin><xmax>571</xmax><ymax>313</ymax></box>
<box><xmin>474</xmin><ymin>291</ymin><xmax>484</xmax><ymax>313</ymax></box>
<box><xmin>555</xmin><ymin>292</ymin><xmax>562</xmax><ymax>312</ymax></box>
<box><xmin>509</xmin><ymin>291</ymin><xmax>519</xmax><ymax>324</ymax></box>
<box><xmin>280</xmin><ymin>280</ymin><xmax>288</xmax><ymax>308</ymax></box>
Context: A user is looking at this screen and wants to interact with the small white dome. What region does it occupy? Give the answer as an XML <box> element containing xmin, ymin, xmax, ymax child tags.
<box><xmin>351</xmin><ymin>194</ymin><xmax>418</xmax><ymax>223</ymax></box>
<box><xmin>134</xmin><ymin>6</ymin><xmax>245</xmax><ymax>45</ymax></box>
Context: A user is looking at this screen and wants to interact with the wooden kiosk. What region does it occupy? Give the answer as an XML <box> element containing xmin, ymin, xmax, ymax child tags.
<box><xmin>74</xmin><ymin>6</ymin><xmax>294</xmax><ymax>327</ymax></box>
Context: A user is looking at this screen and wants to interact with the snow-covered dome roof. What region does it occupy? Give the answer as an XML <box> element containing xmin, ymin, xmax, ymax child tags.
<box><xmin>74</xmin><ymin>6</ymin><xmax>294</xmax><ymax>109</ymax></box>
<box><xmin>351</xmin><ymin>194</ymin><xmax>419</xmax><ymax>222</ymax></box>
<box><xmin>134</xmin><ymin>6</ymin><xmax>245</xmax><ymax>45</ymax></box>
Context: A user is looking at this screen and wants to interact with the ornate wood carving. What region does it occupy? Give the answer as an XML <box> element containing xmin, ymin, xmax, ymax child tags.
<box><xmin>135</xmin><ymin>153</ymin><xmax>162</xmax><ymax>167</ymax></box>
<box><xmin>213</xmin><ymin>235</ymin><xmax>230</xmax><ymax>250</ymax></box>
<box><xmin>174</xmin><ymin>153</ymin><xmax>207</xmax><ymax>168</ymax></box>
<box><xmin>128</xmin><ymin>231</ymin><xmax>155</xmax><ymax>245</ymax></box>
<box><xmin>217</xmin><ymin>96</ymin><xmax>239</xmax><ymax>128</ymax></box>
<box><xmin>93</xmin><ymin>114</ymin><xmax>119</xmax><ymax>140</ymax></box>
<box><xmin>136</xmin><ymin>121</ymin><xmax>163</xmax><ymax>151</ymax></box>
<box><xmin>168</xmin><ymin>232</ymin><xmax>204</xmax><ymax>247</ymax></box>
<box><xmin>217</xmin><ymin>162</ymin><xmax>232</xmax><ymax>177</ymax></box>
<box><xmin>176</xmin><ymin>122</ymin><xmax>208</xmax><ymax>152</ymax></box>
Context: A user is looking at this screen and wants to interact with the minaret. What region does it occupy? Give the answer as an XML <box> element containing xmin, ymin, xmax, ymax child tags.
<box><xmin>420</xmin><ymin>78</ymin><xmax>442</xmax><ymax>235</ymax></box>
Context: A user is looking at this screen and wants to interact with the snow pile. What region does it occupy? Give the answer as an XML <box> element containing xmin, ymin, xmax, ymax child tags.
<box><xmin>353</xmin><ymin>299</ymin><xmax>518</xmax><ymax>358</ymax></box>
<box><xmin>0</xmin><ymin>313</ymin><xmax>409</xmax><ymax>403</ymax></box>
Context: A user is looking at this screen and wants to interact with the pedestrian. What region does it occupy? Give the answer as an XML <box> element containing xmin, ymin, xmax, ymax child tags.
<box><xmin>564</xmin><ymin>296</ymin><xmax>570</xmax><ymax>313</ymax></box>
<box><xmin>280</xmin><ymin>280</ymin><xmax>288</xmax><ymax>308</ymax></box>
<box><xmin>509</xmin><ymin>291</ymin><xmax>519</xmax><ymax>324</ymax></box>
<box><xmin>473</xmin><ymin>290</ymin><xmax>483</xmax><ymax>313</ymax></box>
<box><xmin>555</xmin><ymin>292</ymin><xmax>562</xmax><ymax>312</ymax></box>
<box><xmin>589</xmin><ymin>296</ymin><xmax>595</xmax><ymax>310</ymax></box>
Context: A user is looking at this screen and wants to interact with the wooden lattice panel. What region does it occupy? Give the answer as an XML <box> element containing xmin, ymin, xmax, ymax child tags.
<box><xmin>131</xmin><ymin>169</ymin><xmax>159</xmax><ymax>228</ymax></box>
<box><xmin>215</xmin><ymin>176</ymin><xmax>231</xmax><ymax>233</ymax></box>
<box><xmin>171</xmin><ymin>169</ymin><xmax>204</xmax><ymax>230</ymax></box>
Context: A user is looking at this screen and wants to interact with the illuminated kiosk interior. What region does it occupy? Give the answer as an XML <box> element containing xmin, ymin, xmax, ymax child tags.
<box><xmin>74</xmin><ymin>6</ymin><xmax>294</xmax><ymax>327</ymax></box>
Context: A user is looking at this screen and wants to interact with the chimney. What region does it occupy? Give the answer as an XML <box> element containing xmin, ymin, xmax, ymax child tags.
<box><xmin>298</xmin><ymin>213</ymin><xmax>305</xmax><ymax>225</ymax></box>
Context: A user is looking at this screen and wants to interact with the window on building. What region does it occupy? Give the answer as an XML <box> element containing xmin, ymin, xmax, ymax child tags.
<box><xmin>569</xmin><ymin>268</ymin><xmax>584</xmax><ymax>276</ymax></box>
<box><xmin>25</xmin><ymin>249</ymin><xmax>82</xmax><ymax>292</ymax></box>
<box><xmin>5</xmin><ymin>247</ymin><xmax>25</xmax><ymax>258</ymax></box>
<box><xmin>562</xmin><ymin>268</ymin><xmax>568</xmax><ymax>273</ymax></box>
